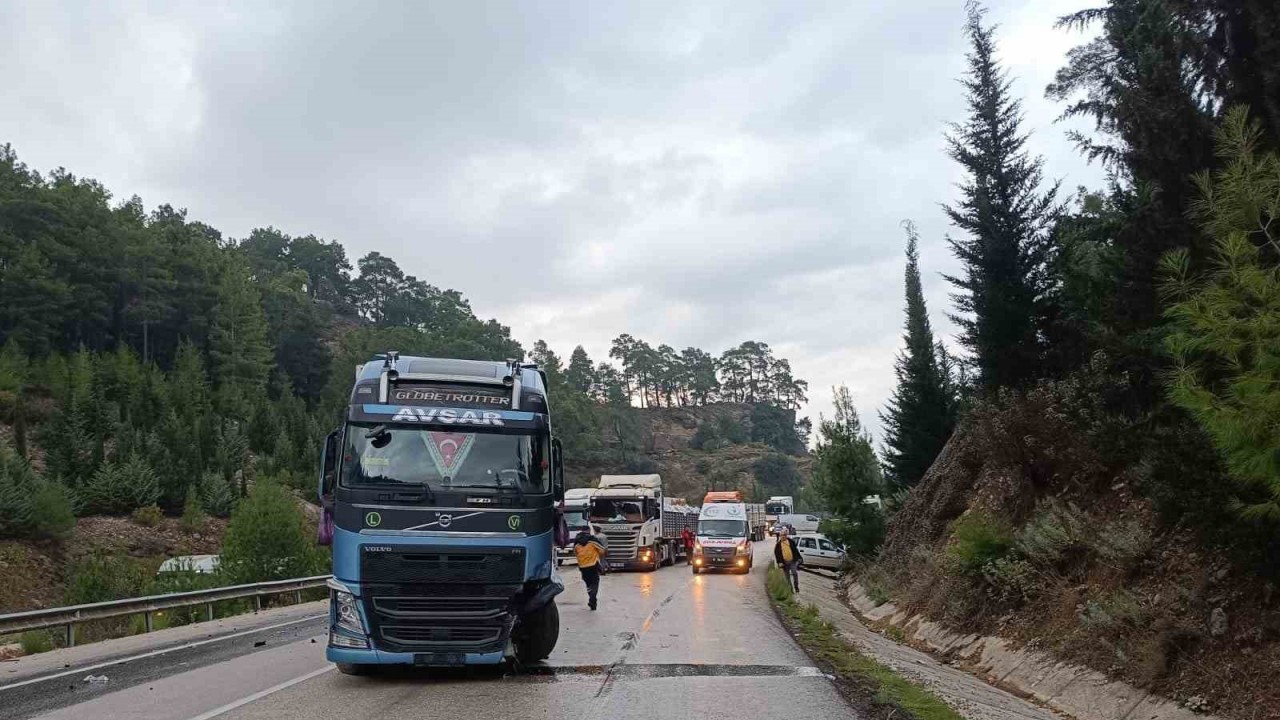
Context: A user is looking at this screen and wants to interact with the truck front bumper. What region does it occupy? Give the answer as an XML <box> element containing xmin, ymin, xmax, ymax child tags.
<box><xmin>327</xmin><ymin>645</ymin><xmax>506</xmax><ymax>666</ymax></box>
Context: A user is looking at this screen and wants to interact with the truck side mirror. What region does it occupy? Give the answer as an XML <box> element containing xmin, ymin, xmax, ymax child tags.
<box><xmin>551</xmin><ymin>437</ymin><xmax>565</xmax><ymax>501</ymax></box>
<box><xmin>318</xmin><ymin>429</ymin><xmax>339</xmax><ymax>506</ymax></box>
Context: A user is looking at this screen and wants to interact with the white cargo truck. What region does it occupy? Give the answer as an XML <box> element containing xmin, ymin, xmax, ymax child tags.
<box><xmin>765</xmin><ymin>495</ymin><xmax>794</xmax><ymax>534</ymax></box>
<box><xmin>556</xmin><ymin>487</ymin><xmax>595</xmax><ymax>566</ymax></box>
<box><xmin>588</xmin><ymin>474</ymin><xmax>699</xmax><ymax>571</ymax></box>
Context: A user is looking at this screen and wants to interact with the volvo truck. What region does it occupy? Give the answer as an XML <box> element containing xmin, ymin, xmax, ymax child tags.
<box><xmin>317</xmin><ymin>353</ymin><xmax>566</xmax><ymax>674</ymax></box>
<box><xmin>587</xmin><ymin>474</ymin><xmax>698</xmax><ymax>571</ymax></box>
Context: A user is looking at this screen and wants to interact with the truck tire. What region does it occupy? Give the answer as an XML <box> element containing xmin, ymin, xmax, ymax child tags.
<box><xmin>516</xmin><ymin>600</ymin><xmax>559</xmax><ymax>663</ymax></box>
<box><xmin>336</xmin><ymin>663</ymin><xmax>374</xmax><ymax>676</ymax></box>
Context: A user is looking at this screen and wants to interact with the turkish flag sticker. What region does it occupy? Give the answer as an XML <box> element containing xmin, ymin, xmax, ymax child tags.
<box><xmin>426</xmin><ymin>432</ymin><xmax>476</xmax><ymax>476</ymax></box>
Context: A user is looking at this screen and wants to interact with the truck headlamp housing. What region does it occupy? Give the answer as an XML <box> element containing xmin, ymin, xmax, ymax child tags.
<box><xmin>737</xmin><ymin>541</ymin><xmax>752</xmax><ymax>555</ymax></box>
<box><xmin>333</xmin><ymin>589</ymin><xmax>365</xmax><ymax>635</ymax></box>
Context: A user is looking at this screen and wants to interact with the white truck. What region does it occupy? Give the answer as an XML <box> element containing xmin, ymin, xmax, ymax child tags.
<box><xmin>556</xmin><ymin>487</ymin><xmax>595</xmax><ymax>566</ymax></box>
<box><xmin>691</xmin><ymin>500</ymin><xmax>762</xmax><ymax>574</ymax></box>
<box><xmin>588</xmin><ymin>474</ymin><xmax>699</xmax><ymax>571</ymax></box>
<box><xmin>765</xmin><ymin>495</ymin><xmax>794</xmax><ymax>534</ymax></box>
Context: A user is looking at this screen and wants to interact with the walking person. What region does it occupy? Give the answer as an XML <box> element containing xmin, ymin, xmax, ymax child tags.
<box><xmin>573</xmin><ymin>528</ymin><xmax>608</xmax><ymax>611</ymax></box>
<box><xmin>774</xmin><ymin>527</ymin><xmax>801</xmax><ymax>593</ymax></box>
<box><xmin>681</xmin><ymin>527</ymin><xmax>694</xmax><ymax>564</ymax></box>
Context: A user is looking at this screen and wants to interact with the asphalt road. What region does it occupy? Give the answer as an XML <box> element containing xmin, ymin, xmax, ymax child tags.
<box><xmin>3</xmin><ymin>544</ymin><xmax>856</xmax><ymax>720</ymax></box>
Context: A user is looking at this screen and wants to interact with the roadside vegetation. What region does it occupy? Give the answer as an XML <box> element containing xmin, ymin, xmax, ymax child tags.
<box><xmin>766</xmin><ymin>565</ymin><xmax>964</xmax><ymax>720</ymax></box>
<box><xmin>798</xmin><ymin>3</ymin><xmax>1280</xmax><ymax>717</ymax></box>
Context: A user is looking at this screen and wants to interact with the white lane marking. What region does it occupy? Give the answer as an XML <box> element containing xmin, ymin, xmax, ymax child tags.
<box><xmin>0</xmin><ymin>614</ymin><xmax>327</xmax><ymax>692</ymax></box>
<box><xmin>182</xmin><ymin>665</ymin><xmax>334</xmax><ymax>720</ymax></box>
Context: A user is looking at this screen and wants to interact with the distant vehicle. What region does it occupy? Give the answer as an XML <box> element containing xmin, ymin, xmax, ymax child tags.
<box><xmin>157</xmin><ymin>555</ymin><xmax>220</xmax><ymax>575</ymax></box>
<box><xmin>765</xmin><ymin>495</ymin><xmax>794</xmax><ymax>533</ymax></box>
<box><xmin>778</xmin><ymin>513</ymin><xmax>820</xmax><ymax>534</ymax></box>
<box><xmin>793</xmin><ymin>533</ymin><xmax>846</xmax><ymax>570</ymax></box>
<box><xmin>557</xmin><ymin>487</ymin><xmax>596</xmax><ymax>566</ymax></box>
<box><xmin>589</xmin><ymin>475</ymin><xmax>698</xmax><ymax>571</ymax></box>
<box><xmin>768</xmin><ymin>522</ymin><xmax>795</xmax><ymax>537</ymax></box>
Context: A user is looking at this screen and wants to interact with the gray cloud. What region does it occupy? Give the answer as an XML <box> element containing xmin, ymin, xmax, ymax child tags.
<box><xmin>0</xmin><ymin>0</ymin><xmax>1104</xmax><ymax>440</ymax></box>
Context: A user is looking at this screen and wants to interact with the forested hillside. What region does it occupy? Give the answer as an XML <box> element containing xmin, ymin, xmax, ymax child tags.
<box><xmin>0</xmin><ymin>144</ymin><xmax>810</xmax><ymax>553</ymax></box>
<box><xmin>808</xmin><ymin>4</ymin><xmax>1280</xmax><ymax>718</ymax></box>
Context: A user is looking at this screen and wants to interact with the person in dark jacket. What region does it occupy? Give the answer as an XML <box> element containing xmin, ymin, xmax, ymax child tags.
<box><xmin>773</xmin><ymin>527</ymin><xmax>801</xmax><ymax>592</ymax></box>
<box><xmin>573</xmin><ymin>529</ymin><xmax>608</xmax><ymax>610</ymax></box>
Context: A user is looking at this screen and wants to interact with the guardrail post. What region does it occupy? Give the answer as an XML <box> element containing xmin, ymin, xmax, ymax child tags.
<box><xmin>295</xmin><ymin>590</ymin><xmax>302</xmax><ymax>604</ymax></box>
<box><xmin>144</xmin><ymin>611</ymin><xmax>153</xmax><ymax>633</ymax></box>
<box><xmin>206</xmin><ymin>602</ymin><xmax>214</xmax><ymax>622</ymax></box>
<box><xmin>65</xmin><ymin>623</ymin><xmax>75</xmax><ymax>648</ymax></box>
<box><xmin>253</xmin><ymin>596</ymin><xmax>261</xmax><ymax>612</ymax></box>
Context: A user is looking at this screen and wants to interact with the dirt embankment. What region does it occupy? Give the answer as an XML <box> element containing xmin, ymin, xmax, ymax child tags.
<box><xmin>0</xmin><ymin>515</ymin><xmax>228</xmax><ymax>614</ymax></box>
<box><xmin>866</xmin><ymin>401</ymin><xmax>1280</xmax><ymax>720</ymax></box>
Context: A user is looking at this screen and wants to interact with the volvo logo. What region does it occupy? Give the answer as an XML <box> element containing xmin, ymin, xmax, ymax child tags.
<box><xmin>438</xmin><ymin>514</ymin><xmax>452</xmax><ymax>528</ymax></box>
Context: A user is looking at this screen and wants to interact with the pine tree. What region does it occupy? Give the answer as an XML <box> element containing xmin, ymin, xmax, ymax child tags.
<box><xmin>880</xmin><ymin>223</ymin><xmax>957</xmax><ymax>489</ymax></box>
<box><xmin>944</xmin><ymin>2</ymin><xmax>1060</xmax><ymax>391</ymax></box>
<box><xmin>208</xmin><ymin>259</ymin><xmax>272</xmax><ymax>412</ymax></box>
<box><xmin>811</xmin><ymin>387</ymin><xmax>886</xmax><ymax>555</ymax></box>
<box><xmin>0</xmin><ymin>447</ymin><xmax>37</xmax><ymax>537</ymax></box>
<box><xmin>1162</xmin><ymin>107</ymin><xmax>1280</xmax><ymax>520</ymax></box>
<box><xmin>566</xmin><ymin>346</ymin><xmax>596</xmax><ymax>394</ymax></box>
<box><xmin>199</xmin><ymin>471</ymin><xmax>236</xmax><ymax>517</ymax></box>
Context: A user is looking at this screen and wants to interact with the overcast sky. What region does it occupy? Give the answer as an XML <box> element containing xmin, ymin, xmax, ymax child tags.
<box><xmin>1</xmin><ymin>0</ymin><xmax>1105</xmax><ymax>441</ymax></box>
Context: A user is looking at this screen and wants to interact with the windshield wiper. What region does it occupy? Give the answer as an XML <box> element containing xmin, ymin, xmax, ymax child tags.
<box><xmin>363</xmin><ymin>477</ymin><xmax>435</xmax><ymax>504</ymax></box>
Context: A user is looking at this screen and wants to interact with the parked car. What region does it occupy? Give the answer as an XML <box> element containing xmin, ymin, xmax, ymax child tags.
<box><xmin>792</xmin><ymin>533</ymin><xmax>845</xmax><ymax>569</ymax></box>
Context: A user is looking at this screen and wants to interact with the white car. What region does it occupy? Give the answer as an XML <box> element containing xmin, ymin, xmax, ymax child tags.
<box><xmin>792</xmin><ymin>533</ymin><xmax>845</xmax><ymax>570</ymax></box>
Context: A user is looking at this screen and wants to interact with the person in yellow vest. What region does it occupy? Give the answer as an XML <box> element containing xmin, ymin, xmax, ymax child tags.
<box><xmin>773</xmin><ymin>526</ymin><xmax>802</xmax><ymax>592</ymax></box>
<box><xmin>573</xmin><ymin>529</ymin><xmax>608</xmax><ymax>611</ymax></box>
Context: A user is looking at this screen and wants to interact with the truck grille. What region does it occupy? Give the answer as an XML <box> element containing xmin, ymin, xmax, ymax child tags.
<box><xmin>380</xmin><ymin>623</ymin><xmax>504</xmax><ymax>647</ymax></box>
<box><xmin>361</xmin><ymin>545</ymin><xmax>525</xmax><ymax>584</ymax></box>
<box><xmin>706</xmin><ymin>546</ymin><xmax>735</xmax><ymax>556</ymax></box>
<box><xmin>358</xmin><ymin>545</ymin><xmax>523</xmax><ymax>654</ymax></box>
<box><xmin>600</xmin><ymin>528</ymin><xmax>640</xmax><ymax>560</ymax></box>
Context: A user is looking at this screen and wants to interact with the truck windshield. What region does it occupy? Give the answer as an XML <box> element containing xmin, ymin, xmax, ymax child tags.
<box><xmin>766</xmin><ymin>503</ymin><xmax>789</xmax><ymax>515</ymax></box>
<box><xmin>341</xmin><ymin>424</ymin><xmax>549</xmax><ymax>493</ymax></box>
<box><xmin>589</xmin><ymin>499</ymin><xmax>645</xmax><ymax>523</ymax></box>
<box><xmin>699</xmin><ymin>519</ymin><xmax>748</xmax><ymax>538</ymax></box>
<box><xmin>563</xmin><ymin>508</ymin><xmax>587</xmax><ymax>530</ymax></box>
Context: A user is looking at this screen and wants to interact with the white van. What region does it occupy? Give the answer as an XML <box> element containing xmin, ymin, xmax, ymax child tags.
<box><xmin>778</xmin><ymin>513</ymin><xmax>820</xmax><ymax>534</ymax></box>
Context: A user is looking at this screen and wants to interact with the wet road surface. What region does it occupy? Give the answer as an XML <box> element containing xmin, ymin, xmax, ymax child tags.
<box><xmin>4</xmin><ymin>544</ymin><xmax>857</xmax><ymax>720</ymax></box>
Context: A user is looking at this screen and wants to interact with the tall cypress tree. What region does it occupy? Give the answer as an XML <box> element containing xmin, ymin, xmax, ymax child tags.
<box><xmin>880</xmin><ymin>223</ymin><xmax>957</xmax><ymax>489</ymax></box>
<box><xmin>944</xmin><ymin>2</ymin><xmax>1060</xmax><ymax>391</ymax></box>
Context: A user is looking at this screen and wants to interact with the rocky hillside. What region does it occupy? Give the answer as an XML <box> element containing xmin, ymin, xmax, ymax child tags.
<box><xmin>860</xmin><ymin>383</ymin><xmax>1280</xmax><ymax>720</ymax></box>
<box><xmin>565</xmin><ymin>402</ymin><xmax>811</xmax><ymax>501</ymax></box>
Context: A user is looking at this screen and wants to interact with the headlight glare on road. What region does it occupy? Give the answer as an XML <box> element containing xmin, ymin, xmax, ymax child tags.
<box><xmin>334</xmin><ymin>590</ymin><xmax>364</xmax><ymax>635</ymax></box>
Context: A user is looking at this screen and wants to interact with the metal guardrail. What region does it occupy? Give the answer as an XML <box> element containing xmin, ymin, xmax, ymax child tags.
<box><xmin>0</xmin><ymin>575</ymin><xmax>331</xmax><ymax>647</ymax></box>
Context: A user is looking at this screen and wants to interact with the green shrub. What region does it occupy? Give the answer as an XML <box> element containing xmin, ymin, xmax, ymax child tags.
<box><xmin>947</xmin><ymin>512</ymin><xmax>1013</xmax><ymax>575</ymax></box>
<box><xmin>65</xmin><ymin>553</ymin><xmax>150</xmax><ymax>604</ymax></box>
<box><xmin>131</xmin><ymin>504</ymin><xmax>164</xmax><ymax>527</ymax></box>
<box><xmin>766</xmin><ymin>563</ymin><xmax>795</xmax><ymax>603</ymax></box>
<box><xmin>77</xmin><ymin>455</ymin><xmax>159</xmax><ymax>515</ymax></box>
<box><xmin>152</xmin><ymin>568</ymin><xmax>223</xmax><ymax>626</ymax></box>
<box><xmin>1091</xmin><ymin>518</ymin><xmax>1153</xmax><ymax>568</ymax></box>
<box><xmin>29</xmin><ymin>482</ymin><xmax>75</xmax><ymax>539</ymax></box>
<box><xmin>1015</xmin><ymin>499</ymin><xmax>1090</xmax><ymax>567</ymax></box>
<box><xmin>983</xmin><ymin>556</ymin><xmax>1040</xmax><ymax>600</ymax></box>
<box><xmin>1078</xmin><ymin>589</ymin><xmax>1147</xmax><ymax>633</ymax></box>
<box><xmin>19</xmin><ymin>630</ymin><xmax>54</xmax><ymax>655</ymax></box>
<box><xmin>180</xmin><ymin>486</ymin><xmax>206</xmax><ymax>533</ymax></box>
<box><xmin>220</xmin><ymin>479</ymin><xmax>324</xmax><ymax>584</ymax></box>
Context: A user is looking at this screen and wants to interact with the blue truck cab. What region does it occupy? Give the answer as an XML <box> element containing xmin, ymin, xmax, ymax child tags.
<box><xmin>317</xmin><ymin>353</ymin><xmax>565</xmax><ymax>674</ymax></box>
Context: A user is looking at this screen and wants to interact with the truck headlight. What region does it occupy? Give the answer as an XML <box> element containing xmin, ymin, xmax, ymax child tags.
<box><xmin>333</xmin><ymin>590</ymin><xmax>365</xmax><ymax>635</ymax></box>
